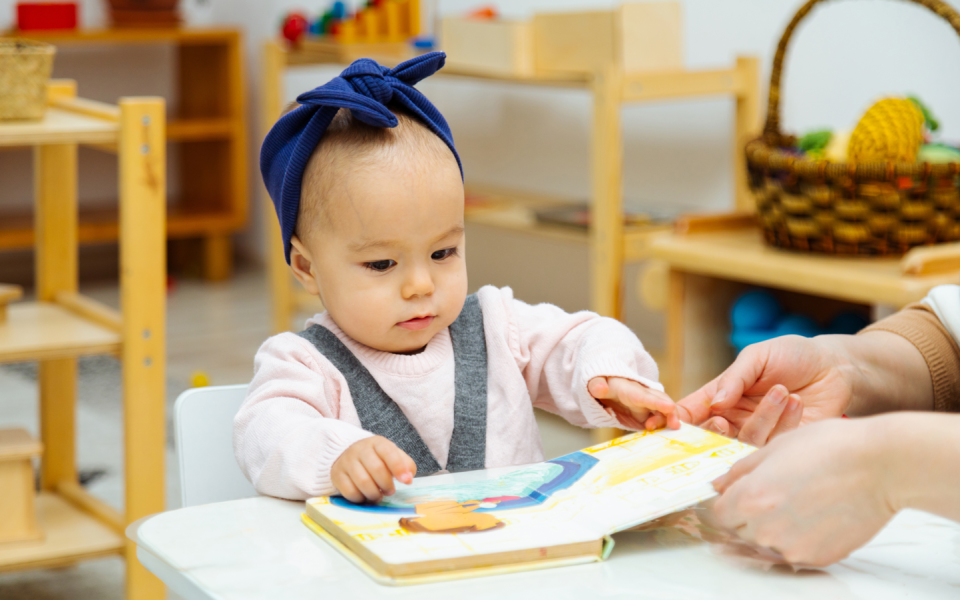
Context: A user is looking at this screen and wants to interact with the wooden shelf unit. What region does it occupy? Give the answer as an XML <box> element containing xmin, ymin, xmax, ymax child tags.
<box><xmin>0</xmin><ymin>81</ymin><xmax>167</xmax><ymax>599</ymax></box>
<box><xmin>0</xmin><ymin>27</ymin><xmax>248</xmax><ymax>281</ymax></box>
<box><xmin>651</xmin><ymin>216</ymin><xmax>960</xmax><ymax>398</ymax></box>
<box><xmin>260</xmin><ymin>39</ymin><xmax>760</xmax><ymax>333</ymax></box>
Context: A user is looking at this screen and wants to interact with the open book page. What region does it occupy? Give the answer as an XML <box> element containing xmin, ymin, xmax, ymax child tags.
<box><xmin>305</xmin><ymin>424</ymin><xmax>754</xmax><ymax>572</ymax></box>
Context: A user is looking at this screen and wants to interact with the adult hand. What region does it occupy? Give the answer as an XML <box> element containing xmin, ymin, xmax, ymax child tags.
<box><xmin>710</xmin><ymin>416</ymin><xmax>897</xmax><ymax>566</ymax></box>
<box><xmin>674</xmin><ymin>335</ymin><xmax>857</xmax><ymax>446</ymax></box>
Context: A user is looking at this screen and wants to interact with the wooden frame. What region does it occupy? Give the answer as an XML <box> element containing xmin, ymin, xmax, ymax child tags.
<box><xmin>260</xmin><ymin>39</ymin><xmax>760</xmax><ymax>333</ymax></box>
<box><xmin>0</xmin><ymin>28</ymin><xmax>247</xmax><ymax>281</ymax></box>
<box><xmin>652</xmin><ymin>216</ymin><xmax>960</xmax><ymax>399</ymax></box>
<box><xmin>0</xmin><ymin>81</ymin><xmax>166</xmax><ymax>600</ymax></box>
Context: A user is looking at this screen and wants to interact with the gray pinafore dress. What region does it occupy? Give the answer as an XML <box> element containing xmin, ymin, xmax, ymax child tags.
<box><xmin>297</xmin><ymin>294</ymin><xmax>488</xmax><ymax>475</ymax></box>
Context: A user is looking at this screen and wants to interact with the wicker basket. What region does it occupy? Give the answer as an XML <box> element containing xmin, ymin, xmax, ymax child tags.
<box><xmin>0</xmin><ymin>39</ymin><xmax>55</xmax><ymax>122</ymax></box>
<box><xmin>746</xmin><ymin>0</ymin><xmax>960</xmax><ymax>256</ymax></box>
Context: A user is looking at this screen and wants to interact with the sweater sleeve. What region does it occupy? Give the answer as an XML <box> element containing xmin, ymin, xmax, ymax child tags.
<box><xmin>233</xmin><ymin>333</ymin><xmax>373</xmax><ymax>500</ymax></box>
<box><xmin>860</xmin><ymin>300</ymin><xmax>960</xmax><ymax>413</ymax></box>
<box><xmin>489</xmin><ymin>287</ymin><xmax>663</xmax><ymax>429</ymax></box>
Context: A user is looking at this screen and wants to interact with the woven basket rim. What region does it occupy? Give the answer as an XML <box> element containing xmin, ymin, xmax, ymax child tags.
<box><xmin>746</xmin><ymin>137</ymin><xmax>960</xmax><ymax>180</ymax></box>
<box><xmin>0</xmin><ymin>38</ymin><xmax>56</xmax><ymax>55</ymax></box>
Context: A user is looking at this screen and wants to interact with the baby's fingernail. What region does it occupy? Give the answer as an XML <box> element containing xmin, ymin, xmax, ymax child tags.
<box><xmin>788</xmin><ymin>394</ymin><xmax>801</xmax><ymax>409</ymax></box>
<box><xmin>710</xmin><ymin>390</ymin><xmax>727</xmax><ymax>406</ymax></box>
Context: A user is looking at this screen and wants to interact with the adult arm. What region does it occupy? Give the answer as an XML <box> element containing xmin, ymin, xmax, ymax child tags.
<box><xmin>711</xmin><ymin>412</ymin><xmax>960</xmax><ymax>566</ymax></box>
<box><xmin>671</xmin><ymin>299</ymin><xmax>960</xmax><ymax>445</ymax></box>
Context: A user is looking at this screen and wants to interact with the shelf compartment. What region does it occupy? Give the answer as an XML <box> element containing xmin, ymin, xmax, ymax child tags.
<box><xmin>0</xmin><ymin>201</ymin><xmax>243</xmax><ymax>250</ymax></box>
<box><xmin>0</xmin><ymin>301</ymin><xmax>121</xmax><ymax>363</ymax></box>
<box><xmin>0</xmin><ymin>492</ymin><xmax>124</xmax><ymax>573</ymax></box>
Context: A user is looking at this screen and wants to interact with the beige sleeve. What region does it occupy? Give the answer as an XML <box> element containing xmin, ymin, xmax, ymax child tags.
<box><xmin>861</xmin><ymin>304</ymin><xmax>960</xmax><ymax>413</ymax></box>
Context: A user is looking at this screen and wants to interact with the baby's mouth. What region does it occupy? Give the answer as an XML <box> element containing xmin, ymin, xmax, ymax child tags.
<box><xmin>397</xmin><ymin>316</ymin><xmax>435</xmax><ymax>331</ymax></box>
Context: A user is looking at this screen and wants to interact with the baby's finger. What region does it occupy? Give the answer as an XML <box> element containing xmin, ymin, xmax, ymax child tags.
<box><xmin>587</xmin><ymin>376</ymin><xmax>611</xmax><ymax>399</ymax></box>
<box><xmin>333</xmin><ymin>472</ymin><xmax>364</xmax><ymax>504</ymax></box>
<box><xmin>767</xmin><ymin>394</ymin><xmax>803</xmax><ymax>441</ymax></box>
<box><xmin>348</xmin><ymin>463</ymin><xmax>384</xmax><ymax>503</ymax></box>
<box><xmin>375</xmin><ymin>441</ymin><xmax>417</xmax><ymax>484</ymax></box>
<box><xmin>644</xmin><ymin>413</ymin><xmax>666</xmax><ymax>430</ymax></box>
<box><xmin>736</xmin><ymin>385</ymin><xmax>789</xmax><ymax>447</ymax></box>
<box><xmin>360</xmin><ymin>452</ymin><xmax>397</xmax><ymax>496</ymax></box>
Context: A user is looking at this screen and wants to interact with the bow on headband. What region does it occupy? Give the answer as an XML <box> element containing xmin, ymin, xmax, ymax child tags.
<box><xmin>260</xmin><ymin>51</ymin><xmax>462</xmax><ymax>264</ymax></box>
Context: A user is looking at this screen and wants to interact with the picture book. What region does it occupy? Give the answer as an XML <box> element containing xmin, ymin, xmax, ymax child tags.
<box><xmin>302</xmin><ymin>424</ymin><xmax>754</xmax><ymax>585</ymax></box>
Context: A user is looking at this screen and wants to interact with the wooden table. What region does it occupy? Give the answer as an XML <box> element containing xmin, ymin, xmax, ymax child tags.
<box><xmin>0</xmin><ymin>82</ymin><xmax>167</xmax><ymax>599</ymax></box>
<box><xmin>651</xmin><ymin>215</ymin><xmax>960</xmax><ymax>398</ymax></box>
<box><xmin>127</xmin><ymin>496</ymin><xmax>960</xmax><ymax>599</ymax></box>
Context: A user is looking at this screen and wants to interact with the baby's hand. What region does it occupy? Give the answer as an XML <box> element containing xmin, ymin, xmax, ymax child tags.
<box><xmin>588</xmin><ymin>376</ymin><xmax>679</xmax><ymax>431</ymax></box>
<box><xmin>331</xmin><ymin>436</ymin><xmax>417</xmax><ymax>503</ymax></box>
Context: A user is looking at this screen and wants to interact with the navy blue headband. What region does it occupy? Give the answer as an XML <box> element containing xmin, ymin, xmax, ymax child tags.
<box><xmin>260</xmin><ymin>51</ymin><xmax>462</xmax><ymax>263</ymax></box>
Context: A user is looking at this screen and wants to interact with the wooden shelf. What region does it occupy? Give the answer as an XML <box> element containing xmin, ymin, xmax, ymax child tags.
<box><xmin>0</xmin><ymin>492</ymin><xmax>124</xmax><ymax>573</ymax></box>
<box><xmin>464</xmin><ymin>185</ymin><xmax>672</xmax><ymax>257</ymax></box>
<box><xmin>4</xmin><ymin>27</ymin><xmax>240</xmax><ymax>45</ymax></box>
<box><xmin>0</xmin><ymin>28</ymin><xmax>248</xmax><ymax>282</ymax></box>
<box><xmin>0</xmin><ymin>301</ymin><xmax>120</xmax><ymax>363</ymax></box>
<box><xmin>0</xmin><ymin>202</ymin><xmax>244</xmax><ymax>250</ymax></box>
<box><xmin>0</xmin><ymin>107</ymin><xmax>117</xmax><ymax>147</ymax></box>
<box><xmin>651</xmin><ymin>224</ymin><xmax>960</xmax><ymax>309</ymax></box>
<box><xmin>167</xmin><ymin>118</ymin><xmax>234</xmax><ymax>141</ymax></box>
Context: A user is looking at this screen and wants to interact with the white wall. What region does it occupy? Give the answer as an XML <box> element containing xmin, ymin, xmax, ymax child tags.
<box><xmin>3</xmin><ymin>0</ymin><xmax>960</xmax><ymax>342</ymax></box>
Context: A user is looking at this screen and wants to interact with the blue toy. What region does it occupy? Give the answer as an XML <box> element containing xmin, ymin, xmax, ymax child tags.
<box><xmin>775</xmin><ymin>314</ymin><xmax>821</xmax><ymax>337</ymax></box>
<box><xmin>729</xmin><ymin>290</ymin><xmax>781</xmax><ymax>331</ymax></box>
<box><xmin>727</xmin><ymin>289</ymin><xmax>867</xmax><ymax>353</ymax></box>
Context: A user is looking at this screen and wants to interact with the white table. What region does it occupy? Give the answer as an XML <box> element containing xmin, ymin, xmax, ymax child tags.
<box><xmin>128</xmin><ymin>496</ymin><xmax>960</xmax><ymax>599</ymax></box>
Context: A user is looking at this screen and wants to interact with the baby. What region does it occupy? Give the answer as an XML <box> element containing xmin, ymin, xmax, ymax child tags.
<box><xmin>236</xmin><ymin>53</ymin><xmax>677</xmax><ymax>503</ymax></box>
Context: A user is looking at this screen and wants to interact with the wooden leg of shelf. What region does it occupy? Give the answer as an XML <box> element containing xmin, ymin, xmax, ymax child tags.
<box><xmin>734</xmin><ymin>56</ymin><xmax>761</xmax><ymax>213</ymax></box>
<box><xmin>34</xmin><ymin>142</ymin><xmax>80</xmax><ymax>491</ymax></box>
<box><xmin>119</xmin><ymin>98</ymin><xmax>167</xmax><ymax>600</ymax></box>
<box><xmin>589</xmin><ymin>67</ymin><xmax>625</xmax><ymax>320</ymax></box>
<box><xmin>265</xmin><ymin>197</ymin><xmax>295</xmax><ymax>334</ymax></box>
<box><xmin>262</xmin><ymin>39</ymin><xmax>295</xmax><ymax>334</ymax></box>
<box><xmin>38</xmin><ymin>358</ymin><xmax>77</xmax><ymax>490</ymax></box>
<box><xmin>665</xmin><ymin>269</ymin><xmax>685</xmax><ymax>401</ymax></box>
<box><xmin>203</xmin><ymin>233</ymin><xmax>233</xmax><ymax>281</ymax></box>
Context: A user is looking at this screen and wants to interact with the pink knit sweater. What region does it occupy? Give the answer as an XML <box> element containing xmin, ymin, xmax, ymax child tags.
<box><xmin>234</xmin><ymin>286</ymin><xmax>662</xmax><ymax>500</ymax></box>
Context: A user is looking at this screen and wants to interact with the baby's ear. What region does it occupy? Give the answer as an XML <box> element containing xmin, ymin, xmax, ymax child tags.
<box><xmin>289</xmin><ymin>236</ymin><xmax>321</xmax><ymax>296</ymax></box>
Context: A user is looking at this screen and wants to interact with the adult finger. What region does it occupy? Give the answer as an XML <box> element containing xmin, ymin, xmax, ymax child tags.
<box><xmin>360</xmin><ymin>452</ymin><xmax>396</xmax><ymax>496</ymax></box>
<box><xmin>375</xmin><ymin>440</ymin><xmax>417</xmax><ymax>484</ymax></box>
<box><xmin>709</xmin><ymin>343</ymin><xmax>771</xmax><ymax>412</ymax></box>
<box><xmin>712</xmin><ymin>446</ymin><xmax>766</xmax><ymax>494</ymax></box>
<box><xmin>348</xmin><ymin>463</ymin><xmax>383</xmax><ymax>503</ymax></box>
<box><xmin>767</xmin><ymin>395</ymin><xmax>803</xmax><ymax>441</ymax></box>
<box><xmin>736</xmin><ymin>385</ymin><xmax>789</xmax><ymax>447</ymax></box>
<box><xmin>676</xmin><ymin>378</ymin><xmax>720</xmax><ymax>425</ymax></box>
<box><xmin>700</xmin><ymin>416</ymin><xmax>739</xmax><ymax>438</ymax></box>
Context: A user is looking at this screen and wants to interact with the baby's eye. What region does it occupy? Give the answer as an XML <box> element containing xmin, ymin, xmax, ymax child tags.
<box><xmin>431</xmin><ymin>247</ymin><xmax>458</xmax><ymax>261</ymax></box>
<box><xmin>364</xmin><ymin>259</ymin><xmax>396</xmax><ymax>272</ymax></box>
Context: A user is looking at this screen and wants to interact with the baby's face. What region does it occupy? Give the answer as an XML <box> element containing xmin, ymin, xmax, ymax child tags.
<box><xmin>292</xmin><ymin>154</ymin><xmax>467</xmax><ymax>354</ymax></box>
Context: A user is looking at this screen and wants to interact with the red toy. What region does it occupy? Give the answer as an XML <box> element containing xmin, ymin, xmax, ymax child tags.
<box><xmin>281</xmin><ymin>12</ymin><xmax>309</xmax><ymax>46</ymax></box>
<box><xmin>16</xmin><ymin>2</ymin><xmax>78</xmax><ymax>30</ymax></box>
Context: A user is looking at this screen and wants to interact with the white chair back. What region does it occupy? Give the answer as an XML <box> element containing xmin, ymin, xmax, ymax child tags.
<box><xmin>174</xmin><ymin>384</ymin><xmax>257</xmax><ymax>508</ymax></box>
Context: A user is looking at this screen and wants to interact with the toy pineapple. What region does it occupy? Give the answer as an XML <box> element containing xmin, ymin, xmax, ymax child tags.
<box><xmin>847</xmin><ymin>97</ymin><xmax>935</xmax><ymax>163</ymax></box>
